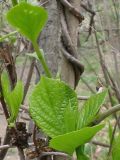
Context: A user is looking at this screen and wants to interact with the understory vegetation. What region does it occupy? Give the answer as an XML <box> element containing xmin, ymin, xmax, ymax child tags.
<box><xmin>0</xmin><ymin>0</ymin><xmax>120</xmax><ymax>160</ymax></box>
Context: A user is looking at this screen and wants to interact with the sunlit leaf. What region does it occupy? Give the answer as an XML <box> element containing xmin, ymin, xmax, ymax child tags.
<box><xmin>50</xmin><ymin>124</ymin><xmax>104</xmax><ymax>154</ymax></box>
<box><xmin>7</xmin><ymin>2</ymin><xmax>48</xmax><ymax>43</ymax></box>
<box><xmin>29</xmin><ymin>76</ymin><xmax>78</xmax><ymax>137</ymax></box>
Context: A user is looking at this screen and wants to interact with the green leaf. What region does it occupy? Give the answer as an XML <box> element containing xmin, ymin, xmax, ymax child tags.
<box><xmin>7</xmin><ymin>2</ymin><xmax>48</xmax><ymax>43</ymax></box>
<box><xmin>29</xmin><ymin>76</ymin><xmax>78</xmax><ymax>137</ymax></box>
<box><xmin>1</xmin><ymin>73</ymin><xmax>24</xmax><ymax>124</ymax></box>
<box><xmin>64</xmin><ymin>101</ymin><xmax>78</xmax><ymax>133</ymax></box>
<box><xmin>112</xmin><ymin>134</ymin><xmax>120</xmax><ymax>160</ymax></box>
<box><xmin>108</xmin><ymin>122</ymin><xmax>113</xmax><ymax>143</ymax></box>
<box><xmin>49</xmin><ymin>124</ymin><xmax>104</xmax><ymax>154</ymax></box>
<box><xmin>76</xmin><ymin>154</ymin><xmax>89</xmax><ymax>160</ymax></box>
<box><xmin>77</xmin><ymin>90</ymin><xmax>107</xmax><ymax>129</ymax></box>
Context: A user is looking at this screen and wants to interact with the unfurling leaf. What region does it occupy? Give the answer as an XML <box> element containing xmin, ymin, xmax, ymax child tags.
<box><xmin>77</xmin><ymin>90</ymin><xmax>107</xmax><ymax>129</ymax></box>
<box><xmin>1</xmin><ymin>73</ymin><xmax>24</xmax><ymax>125</ymax></box>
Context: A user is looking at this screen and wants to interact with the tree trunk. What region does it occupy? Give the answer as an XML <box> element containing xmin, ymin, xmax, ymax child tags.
<box><xmin>38</xmin><ymin>0</ymin><xmax>84</xmax><ymax>88</ymax></box>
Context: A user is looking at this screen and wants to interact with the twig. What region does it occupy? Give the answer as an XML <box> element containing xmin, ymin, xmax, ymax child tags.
<box><xmin>81</xmin><ymin>77</ymin><xmax>95</xmax><ymax>93</ymax></box>
<box><xmin>0</xmin><ymin>31</ymin><xmax>18</xmax><ymax>42</ymax></box>
<box><xmin>61</xmin><ymin>47</ymin><xmax>84</xmax><ymax>72</ymax></box>
<box><xmin>108</xmin><ymin>117</ymin><xmax>119</xmax><ymax>155</ymax></box>
<box><xmin>81</xmin><ymin>3</ymin><xmax>95</xmax><ymax>41</ymax></box>
<box><xmin>105</xmin><ymin>66</ymin><xmax>120</xmax><ymax>102</ymax></box>
<box><xmin>0</xmin><ymin>143</ymin><xmax>34</xmax><ymax>150</ymax></box>
<box><xmin>94</xmin><ymin>104</ymin><xmax>120</xmax><ymax>125</ymax></box>
<box><xmin>93</xmin><ymin>24</ymin><xmax>114</xmax><ymax>107</ymax></box>
<box><xmin>0</xmin><ymin>145</ymin><xmax>72</xmax><ymax>159</ymax></box>
<box><xmin>77</xmin><ymin>96</ymin><xmax>89</xmax><ymax>100</ymax></box>
<box><xmin>81</xmin><ymin>3</ymin><xmax>95</xmax><ymax>15</ymax></box>
<box><xmin>39</xmin><ymin>151</ymin><xmax>71</xmax><ymax>159</ymax></box>
<box><xmin>60</xmin><ymin>0</ymin><xmax>84</xmax><ymax>22</ymax></box>
<box><xmin>20</xmin><ymin>56</ymin><xmax>28</xmax><ymax>80</ymax></box>
<box><xmin>0</xmin><ymin>145</ymin><xmax>11</xmax><ymax>150</ymax></box>
<box><xmin>91</xmin><ymin>140</ymin><xmax>110</xmax><ymax>148</ymax></box>
<box><xmin>23</xmin><ymin>59</ymin><xmax>35</xmax><ymax>102</ymax></box>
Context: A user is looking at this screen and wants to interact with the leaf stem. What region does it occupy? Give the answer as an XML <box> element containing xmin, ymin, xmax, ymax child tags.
<box><xmin>33</xmin><ymin>42</ymin><xmax>52</xmax><ymax>78</ymax></box>
<box><xmin>0</xmin><ymin>31</ymin><xmax>17</xmax><ymax>42</ymax></box>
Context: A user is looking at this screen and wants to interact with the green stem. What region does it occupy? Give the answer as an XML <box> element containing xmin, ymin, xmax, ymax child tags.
<box><xmin>33</xmin><ymin>42</ymin><xmax>52</xmax><ymax>78</ymax></box>
<box><xmin>0</xmin><ymin>31</ymin><xmax>17</xmax><ymax>42</ymax></box>
<box><xmin>11</xmin><ymin>0</ymin><xmax>18</xmax><ymax>6</ymax></box>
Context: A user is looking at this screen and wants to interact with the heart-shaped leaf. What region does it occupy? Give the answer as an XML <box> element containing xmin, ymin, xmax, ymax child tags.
<box><xmin>29</xmin><ymin>76</ymin><xmax>78</xmax><ymax>137</ymax></box>
<box><xmin>49</xmin><ymin>124</ymin><xmax>104</xmax><ymax>154</ymax></box>
<box><xmin>7</xmin><ymin>2</ymin><xmax>48</xmax><ymax>43</ymax></box>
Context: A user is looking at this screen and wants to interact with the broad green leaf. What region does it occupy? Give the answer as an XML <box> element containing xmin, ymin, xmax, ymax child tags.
<box><xmin>49</xmin><ymin>124</ymin><xmax>104</xmax><ymax>154</ymax></box>
<box><xmin>77</xmin><ymin>90</ymin><xmax>107</xmax><ymax>129</ymax></box>
<box><xmin>1</xmin><ymin>73</ymin><xmax>24</xmax><ymax>125</ymax></box>
<box><xmin>112</xmin><ymin>134</ymin><xmax>120</xmax><ymax>160</ymax></box>
<box><xmin>29</xmin><ymin>76</ymin><xmax>78</xmax><ymax>137</ymax></box>
<box><xmin>7</xmin><ymin>2</ymin><xmax>48</xmax><ymax>43</ymax></box>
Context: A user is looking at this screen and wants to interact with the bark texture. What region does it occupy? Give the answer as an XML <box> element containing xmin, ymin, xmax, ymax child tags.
<box><xmin>38</xmin><ymin>0</ymin><xmax>84</xmax><ymax>88</ymax></box>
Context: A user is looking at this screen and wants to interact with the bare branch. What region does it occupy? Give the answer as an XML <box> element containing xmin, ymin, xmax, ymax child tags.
<box><xmin>77</xmin><ymin>96</ymin><xmax>89</xmax><ymax>100</ymax></box>
<box><xmin>61</xmin><ymin>47</ymin><xmax>84</xmax><ymax>72</ymax></box>
<box><xmin>91</xmin><ymin>140</ymin><xmax>110</xmax><ymax>148</ymax></box>
<box><xmin>39</xmin><ymin>151</ymin><xmax>71</xmax><ymax>159</ymax></box>
<box><xmin>0</xmin><ymin>143</ymin><xmax>34</xmax><ymax>150</ymax></box>
<box><xmin>60</xmin><ymin>0</ymin><xmax>84</xmax><ymax>22</ymax></box>
<box><xmin>94</xmin><ymin>104</ymin><xmax>120</xmax><ymax>125</ymax></box>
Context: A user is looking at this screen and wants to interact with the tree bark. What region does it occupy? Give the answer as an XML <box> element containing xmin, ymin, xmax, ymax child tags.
<box><xmin>38</xmin><ymin>0</ymin><xmax>84</xmax><ymax>88</ymax></box>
